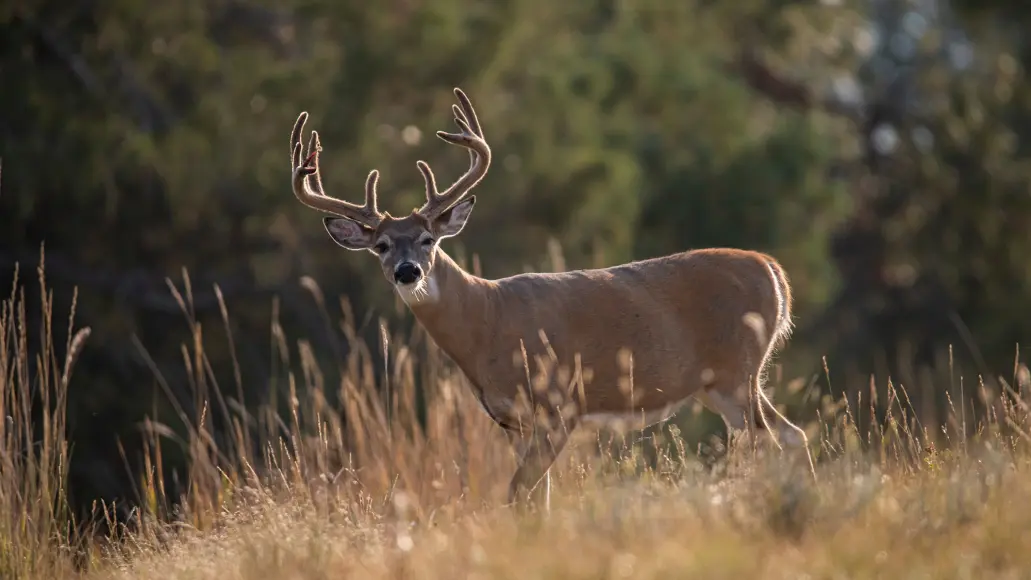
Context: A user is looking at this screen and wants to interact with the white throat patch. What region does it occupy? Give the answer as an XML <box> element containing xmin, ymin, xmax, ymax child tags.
<box><xmin>396</xmin><ymin>274</ymin><xmax>440</xmax><ymax>306</ymax></box>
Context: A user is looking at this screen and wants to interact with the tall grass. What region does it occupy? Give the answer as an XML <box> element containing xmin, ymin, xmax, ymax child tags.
<box><xmin>0</xmin><ymin>255</ymin><xmax>90</xmax><ymax>579</ymax></box>
<box><xmin>4</xmin><ymin>252</ymin><xmax>1031</xmax><ymax>578</ymax></box>
<box><xmin>122</xmin><ymin>268</ymin><xmax>520</xmax><ymax>533</ymax></box>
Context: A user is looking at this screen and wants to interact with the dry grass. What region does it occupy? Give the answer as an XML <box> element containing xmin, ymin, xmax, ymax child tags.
<box><xmin>0</xmin><ymin>256</ymin><xmax>90</xmax><ymax>579</ymax></box>
<box><xmin>5</xmin><ymin>255</ymin><xmax>1031</xmax><ymax>579</ymax></box>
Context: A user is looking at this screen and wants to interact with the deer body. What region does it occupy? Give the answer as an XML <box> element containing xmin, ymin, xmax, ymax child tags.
<box><xmin>406</xmin><ymin>246</ymin><xmax>791</xmax><ymax>426</ymax></box>
<box><xmin>287</xmin><ymin>88</ymin><xmax>811</xmax><ymax>510</ymax></box>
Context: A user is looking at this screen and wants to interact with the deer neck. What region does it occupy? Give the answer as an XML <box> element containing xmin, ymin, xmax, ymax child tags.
<box><xmin>400</xmin><ymin>250</ymin><xmax>496</xmax><ymax>384</ymax></box>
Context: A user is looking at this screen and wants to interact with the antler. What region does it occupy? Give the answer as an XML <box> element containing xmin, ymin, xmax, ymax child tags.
<box><xmin>416</xmin><ymin>88</ymin><xmax>492</xmax><ymax>221</ymax></box>
<box><xmin>290</xmin><ymin>112</ymin><xmax>383</xmax><ymax>229</ymax></box>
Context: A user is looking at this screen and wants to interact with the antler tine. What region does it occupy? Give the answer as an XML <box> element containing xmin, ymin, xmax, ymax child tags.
<box><xmin>417</xmin><ymin>88</ymin><xmax>492</xmax><ymax>221</ymax></box>
<box><xmin>364</xmin><ymin>169</ymin><xmax>380</xmax><ymax>216</ymax></box>
<box><xmin>451</xmin><ymin>105</ymin><xmax>475</xmax><ymax>166</ymax></box>
<box><xmin>416</xmin><ymin>160</ymin><xmax>438</xmax><ymax>201</ymax></box>
<box><xmin>290</xmin><ymin>111</ymin><xmax>383</xmax><ymax>229</ymax></box>
<box><xmin>451</xmin><ymin>89</ymin><xmax>485</xmax><ymax>165</ymax></box>
<box><xmin>305</xmin><ymin>129</ymin><xmax>327</xmax><ymax>196</ymax></box>
<box><xmin>453</xmin><ymin>88</ymin><xmax>484</xmax><ymax>138</ymax></box>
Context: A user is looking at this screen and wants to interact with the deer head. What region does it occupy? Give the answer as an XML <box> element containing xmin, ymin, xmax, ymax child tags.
<box><xmin>289</xmin><ymin>88</ymin><xmax>491</xmax><ymax>303</ymax></box>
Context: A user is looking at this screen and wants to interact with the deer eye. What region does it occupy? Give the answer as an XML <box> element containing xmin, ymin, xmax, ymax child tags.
<box><xmin>421</xmin><ymin>237</ymin><xmax>435</xmax><ymax>246</ymax></box>
<box><xmin>373</xmin><ymin>242</ymin><xmax>390</xmax><ymax>254</ymax></box>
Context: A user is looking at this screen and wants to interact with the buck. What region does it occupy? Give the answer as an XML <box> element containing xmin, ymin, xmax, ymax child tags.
<box><xmin>288</xmin><ymin>88</ymin><xmax>813</xmax><ymax>509</ymax></box>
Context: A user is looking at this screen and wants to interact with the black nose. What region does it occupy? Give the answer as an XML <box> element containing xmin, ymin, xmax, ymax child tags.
<box><xmin>394</xmin><ymin>262</ymin><xmax>422</xmax><ymax>285</ymax></box>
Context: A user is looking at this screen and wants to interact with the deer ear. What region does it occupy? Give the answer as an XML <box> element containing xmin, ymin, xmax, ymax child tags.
<box><xmin>434</xmin><ymin>196</ymin><xmax>476</xmax><ymax>239</ymax></box>
<box><xmin>324</xmin><ymin>217</ymin><xmax>376</xmax><ymax>251</ymax></box>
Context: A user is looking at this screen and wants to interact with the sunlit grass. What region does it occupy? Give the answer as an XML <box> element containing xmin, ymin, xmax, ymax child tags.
<box><xmin>0</xmin><ymin>252</ymin><xmax>90</xmax><ymax>579</ymax></box>
<box><xmin>4</xmin><ymin>251</ymin><xmax>1031</xmax><ymax>579</ymax></box>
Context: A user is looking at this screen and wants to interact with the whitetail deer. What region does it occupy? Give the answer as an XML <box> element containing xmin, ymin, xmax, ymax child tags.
<box><xmin>288</xmin><ymin>88</ymin><xmax>813</xmax><ymax>509</ymax></box>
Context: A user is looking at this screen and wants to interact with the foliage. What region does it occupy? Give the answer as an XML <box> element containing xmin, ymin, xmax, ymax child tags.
<box><xmin>5</xmin><ymin>0</ymin><xmax>1031</xmax><ymax>538</ymax></box>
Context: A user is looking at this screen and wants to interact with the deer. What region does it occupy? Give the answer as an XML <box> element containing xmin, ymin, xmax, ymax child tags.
<box><xmin>287</xmin><ymin>88</ymin><xmax>814</xmax><ymax>511</ymax></box>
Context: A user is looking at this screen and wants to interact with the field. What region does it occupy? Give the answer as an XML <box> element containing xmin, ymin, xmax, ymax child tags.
<box><xmin>4</xmin><ymin>260</ymin><xmax>1031</xmax><ymax>580</ymax></box>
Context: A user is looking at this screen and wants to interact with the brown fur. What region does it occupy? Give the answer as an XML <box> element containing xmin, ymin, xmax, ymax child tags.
<box><xmin>409</xmin><ymin>245</ymin><xmax>787</xmax><ymax>423</ymax></box>
<box><xmin>289</xmin><ymin>88</ymin><xmax>812</xmax><ymax>510</ymax></box>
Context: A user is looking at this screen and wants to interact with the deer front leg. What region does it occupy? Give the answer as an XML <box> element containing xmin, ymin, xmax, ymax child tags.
<box><xmin>506</xmin><ymin>426</ymin><xmax>570</xmax><ymax>512</ymax></box>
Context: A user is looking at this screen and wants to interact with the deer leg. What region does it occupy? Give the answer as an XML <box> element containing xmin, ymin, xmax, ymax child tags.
<box><xmin>751</xmin><ymin>374</ymin><xmax>808</xmax><ymax>449</ymax></box>
<box><xmin>751</xmin><ymin>373</ymin><xmax>817</xmax><ymax>480</ymax></box>
<box><xmin>697</xmin><ymin>380</ymin><xmax>817</xmax><ymax>484</ymax></box>
<box><xmin>506</xmin><ymin>425</ymin><xmax>569</xmax><ymax>512</ymax></box>
<box><xmin>699</xmin><ymin>376</ymin><xmax>812</xmax><ymax>477</ymax></box>
<box><xmin>695</xmin><ymin>385</ymin><xmax>757</xmax><ymax>450</ymax></box>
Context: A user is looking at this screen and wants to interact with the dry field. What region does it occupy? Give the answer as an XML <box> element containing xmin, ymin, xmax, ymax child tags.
<box><xmin>4</xmin><ymin>258</ymin><xmax>1031</xmax><ymax>580</ymax></box>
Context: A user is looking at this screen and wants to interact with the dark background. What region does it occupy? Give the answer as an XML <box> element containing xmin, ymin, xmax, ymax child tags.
<box><xmin>3</xmin><ymin>0</ymin><xmax>1030</xmax><ymax>521</ymax></box>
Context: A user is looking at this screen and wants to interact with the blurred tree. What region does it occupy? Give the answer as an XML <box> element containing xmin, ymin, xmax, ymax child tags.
<box><xmin>13</xmin><ymin>0</ymin><xmax>1026</xmax><ymax>518</ymax></box>
<box><xmin>736</xmin><ymin>0</ymin><xmax>1031</xmax><ymax>434</ymax></box>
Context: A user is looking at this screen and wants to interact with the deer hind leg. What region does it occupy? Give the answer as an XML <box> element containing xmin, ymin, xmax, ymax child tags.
<box><xmin>751</xmin><ymin>373</ymin><xmax>808</xmax><ymax>450</ymax></box>
<box><xmin>705</xmin><ymin>379</ymin><xmax>808</xmax><ymax>447</ymax></box>
<box><xmin>746</xmin><ymin>377</ymin><xmax>808</xmax><ymax>449</ymax></box>
<box><xmin>750</xmin><ymin>369</ymin><xmax>817</xmax><ymax>482</ymax></box>
<box><xmin>751</xmin><ymin>321</ymin><xmax>810</xmax><ymax>452</ymax></box>
<box><xmin>695</xmin><ymin>369</ymin><xmax>802</xmax><ymax>450</ymax></box>
<box><xmin>698</xmin><ymin>378</ymin><xmax>816</xmax><ymax>483</ymax></box>
<box><xmin>694</xmin><ymin>380</ymin><xmax>759</xmax><ymax>449</ymax></box>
